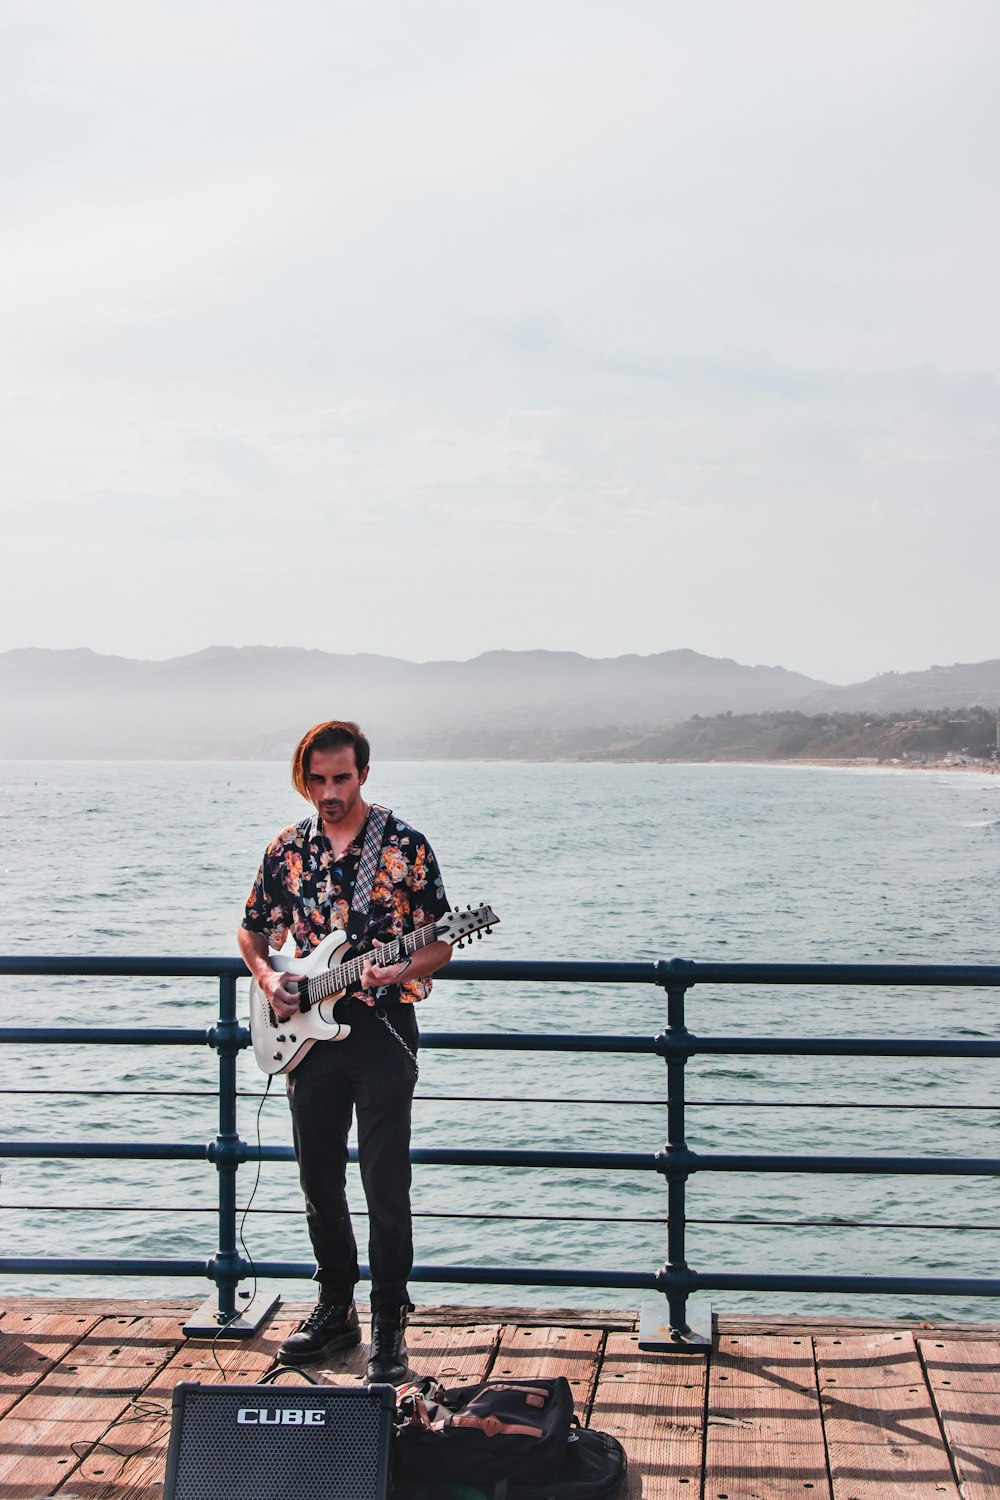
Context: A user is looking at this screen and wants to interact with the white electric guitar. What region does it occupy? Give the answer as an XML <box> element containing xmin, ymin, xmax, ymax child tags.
<box><xmin>248</xmin><ymin>904</ymin><xmax>499</xmax><ymax>1075</ymax></box>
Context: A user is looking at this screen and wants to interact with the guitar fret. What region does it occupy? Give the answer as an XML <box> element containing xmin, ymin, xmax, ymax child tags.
<box><xmin>302</xmin><ymin>918</ymin><xmax>452</xmax><ymax>1009</ymax></box>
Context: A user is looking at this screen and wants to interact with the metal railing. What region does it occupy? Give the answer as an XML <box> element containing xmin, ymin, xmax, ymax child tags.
<box><xmin>2</xmin><ymin>953</ymin><xmax>1000</xmax><ymax>1345</ymax></box>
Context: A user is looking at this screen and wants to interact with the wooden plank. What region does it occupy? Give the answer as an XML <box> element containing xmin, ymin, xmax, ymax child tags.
<box><xmin>713</xmin><ymin>1333</ymin><xmax>822</xmax><ymax>1394</ymax></box>
<box><xmin>491</xmin><ymin>1322</ymin><xmax>605</xmax><ymax>1413</ymax></box>
<box><xmin>705</xmin><ymin>1334</ymin><xmax>831</xmax><ymax>1500</ymax></box>
<box><xmin>919</xmin><ymin>1336</ymin><xmax>1000</xmax><ymax>1500</ymax></box>
<box><xmin>404</xmin><ymin>1319</ymin><xmax>501</xmax><ymax>1386</ymax></box>
<box><xmin>0</xmin><ymin>1298</ymin><xmax>201</xmax><ymax>1323</ymax></box>
<box><xmin>821</xmin><ymin>1444</ymin><xmax>960</xmax><ymax>1500</ymax></box>
<box><xmin>64</xmin><ymin>1315</ymin><xmax>187</xmax><ymax>1367</ymax></box>
<box><xmin>0</xmin><ymin>1310</ymin><xmax>104</xmax><ymax>1419</ymax></box>
<box><xmin>719</xmin><ymin>1315</ymin><xmax>1000</xmax><ymax>1340</ymax></box>
<box><xmin>414</xmin><ymin>1304</ymin><xmax>639</xmax><ymax>1329</ymax></box>
<box><xmin>0</xmin><ymin>1314</ymin><xmax>182</xmax><ymax>1499</ymax></box>
<box><xmin>590</xmin><ymin>1330</ymin><xmax>706</xmax><ymax>1500</ymax></box>
<box><xmin>816</xmin><ymin>1333</ymin><xmax>958</xmax><ymax>1500</ymax></box>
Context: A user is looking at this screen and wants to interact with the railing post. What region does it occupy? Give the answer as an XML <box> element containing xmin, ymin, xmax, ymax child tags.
<box><xmin>642</xmin><ymin>958</ymin><xmax>710</xmax><ymax>1352</ymax></box>
<box><xmin>213</xmin><ymin>971</ymin><xmax>242</xmax><ymax>1322</ymax></box>
<box><xmin>183</xmin><ymin>970</ymin><xmax>280</xmax><ymax>1338</ymax></box>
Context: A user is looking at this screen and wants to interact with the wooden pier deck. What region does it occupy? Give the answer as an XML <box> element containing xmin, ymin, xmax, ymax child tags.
<box><xmin>1</xmin><ymin>1297</ymin><xmax>998</xmax><ymax>1500</ymax></box>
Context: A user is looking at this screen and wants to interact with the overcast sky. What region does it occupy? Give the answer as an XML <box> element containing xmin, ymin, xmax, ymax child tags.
<box><xmin>2</xmin><ymin>1</ymin><xmax>997</xmax><ymax>684</ymax></box>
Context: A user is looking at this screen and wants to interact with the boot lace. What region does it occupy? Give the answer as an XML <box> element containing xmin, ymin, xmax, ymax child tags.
<box><xmin>300</xmin><ymin>1299</ymin><xmax>345</xmax><ymax>1334</ymax></box>
<box><xmin>370</xmin><ymin>1320</ymin><xmax>402</xmax><ymax>1356</ymax></box>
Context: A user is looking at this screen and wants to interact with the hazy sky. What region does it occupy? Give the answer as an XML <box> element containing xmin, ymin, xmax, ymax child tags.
<box><xmin>2</xmin><ymin>1</ymin><xmax>997</xmax><ymax>684</ymax></box>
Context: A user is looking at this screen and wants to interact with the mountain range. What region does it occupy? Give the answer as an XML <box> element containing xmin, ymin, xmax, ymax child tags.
<box><xmin>1</xmin><ymin>646</ymin><xmax>999</xmax><ymax>759</ymax></box>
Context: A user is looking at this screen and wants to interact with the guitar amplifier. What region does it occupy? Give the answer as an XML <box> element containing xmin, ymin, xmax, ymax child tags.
<box><xmin>163</xmin><ymin>1381</ymin><xmax>396</xmax><ymax>1500</ymax></box>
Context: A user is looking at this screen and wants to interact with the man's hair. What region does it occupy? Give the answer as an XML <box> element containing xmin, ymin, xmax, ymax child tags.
<box><xmin>291</xmin><ymin>720</ymin><xmax>371</xmax><ymax>797</ymax></box>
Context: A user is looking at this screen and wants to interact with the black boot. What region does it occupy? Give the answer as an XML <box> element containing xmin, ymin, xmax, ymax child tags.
<box><xmin>279</xmin><ymin>1295</ymin><xmax>361</xmax><ymax>1366</ymax></box>
<box><xmin>365</xmin><ymin>1306</ymin><xmax>409</xmax><ymax>1384</ymax></box>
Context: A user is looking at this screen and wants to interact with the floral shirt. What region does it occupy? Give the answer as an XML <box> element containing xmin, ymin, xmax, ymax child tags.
<box><xmin>242</xmin><ymin>807</ymin><xmax>449</xmax><ymax>1005</ymax></box>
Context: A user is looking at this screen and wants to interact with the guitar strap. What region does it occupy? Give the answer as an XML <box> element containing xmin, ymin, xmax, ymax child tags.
<box><xmin>345</xmin><ymin>802</ymin><xmax>391</xmax><ymax>947</ymax></box>
<box><xmin>344</xmin><ymin>800</ymin><xmax>421</xmax><ymax>1078</ymax></box>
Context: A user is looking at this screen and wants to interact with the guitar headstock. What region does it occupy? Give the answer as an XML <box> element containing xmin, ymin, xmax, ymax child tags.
<box><xmin>439</xmin><ymin>904</ymin><xmax>499</xmax><ymax>948</ymax></box>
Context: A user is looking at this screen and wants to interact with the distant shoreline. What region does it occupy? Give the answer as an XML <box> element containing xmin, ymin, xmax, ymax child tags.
<box><xmin>2</xmin><ymin>754</ymin><xmax>998</xmax><ymax>774</ymax></box>
<box><xmin>592</xmin><ymin>756</ymin><xmax>999</xmax><ymax>773</ymax></box>
<box><xmin>566</xmin><ymin>757</ymin><xmax>1000</xmax><ymax>776</ymax></box>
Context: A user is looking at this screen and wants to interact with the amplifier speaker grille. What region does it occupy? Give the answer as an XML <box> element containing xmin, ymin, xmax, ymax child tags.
<box><xmin>163</xmin><ymin>1381</ymin><xmax>395</xmax><ymax>1500</ymax></box>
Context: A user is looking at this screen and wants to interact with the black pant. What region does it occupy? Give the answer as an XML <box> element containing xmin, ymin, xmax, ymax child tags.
<box><xmin>285</xmin><ymin>998</ymin><xmax>418</xmax><ymax>1314</ymax></box>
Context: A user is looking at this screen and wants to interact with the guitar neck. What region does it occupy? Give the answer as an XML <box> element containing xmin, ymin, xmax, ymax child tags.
<box><xmin>308</xmin><ymin>921</ymin><xmax>439</xmax><ymax>1003</ymax></box>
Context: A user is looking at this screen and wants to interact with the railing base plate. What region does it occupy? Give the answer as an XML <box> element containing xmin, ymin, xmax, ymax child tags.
<box><xmin>638</xmin><ymin>1299</ymin><xmax>712</xmax><ymax>1352</ymax></box>
<box><xmin>184</xmin><ymin>1290</ymin><xmax>282</xmax><ymax>1339</ymax></box>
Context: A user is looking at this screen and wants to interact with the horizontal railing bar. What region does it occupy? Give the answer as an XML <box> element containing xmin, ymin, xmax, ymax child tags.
<box><xmin>0</xmin><ymin>1255</ymin><xmax>658</xmax><ymax>1288</ymax></box>
<box><xmin>0</xmin><ymin>955</ymin><xmax>662</xmax><ymax>984</ymax></box>
<box><xmin>4</xmin><ymin>1255</ymin><xmax>998</xmax><ymax>1299</ymax></box>
<box><xmin>9</xmin><ymin>1139</ymin><xmax>1000</xmax><ymax>1177</ymax></box>
<box><xmin>5</xmin><ymin>1025</ymin><xmax>999</xmax><ymax>1061</ymax></box>
<box><xmin>692</xmin><ymin>1271</ymin><xmax>1000</xmax><ymax>1296</ymax></box>
<box><xmin>668</xmin><ymin>960</ymin><xmax>1000</xmax><ymax>987</ymax></box>
<box><xmin>0</xmin><ymin>957</ymin><xmax>247</xmax><ymax>978</ymax></box>
<box><xmin>681</xmin><ymin>1151</ymin><xmax>1000</xmax><ymax>1175</ymax></box>
<box><xmin>439</xmin><ymin>960</ymin><xmax>661</xmax><ymax>984</ymax></box>
<box><xmin>4</xmin><ymin>955</ymin><xmax>1000</xmax><ymax>986</ymax></box>
<box><xmin>421</xmin><ymin>1032</ymin><xmax>657</xmax><ymax>1053</ymax></box>
<box><xmin>685</xmin><ymin>1099</ymin><xmax>1000</xmax><ymax>1110</ymax></box>
<box><xmin>0</xmin><ymin>1027</ymin><xmax>213</xmax><ymax>1046</ymax></box>
<box><xmin>685</xmin><ymin>1037</ymin><xmax>1000</xmax><ymax>1058</ymax></box>
<box><xmin>688</xmin><ymin>1218</ymin><xmax>1000</xmax><ymax>1231</ymax></box>
<box><xmin>0</xmin><ymin>1141</ymin><xmax>210</xmax><ymax>1160</ymax></box>
<box><xmin>0</xmin><ymin>1140</ymin><xmax>656</xmax><ymax>1169</ymax></box>
<box><xmin>0</xmin><ymin>1257</ymin><xmax>211</xmax><ymax>1276</ymax></box>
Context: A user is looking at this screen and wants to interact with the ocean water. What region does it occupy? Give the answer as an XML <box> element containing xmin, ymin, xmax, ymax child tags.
<box><xmin>2</xmin><ymin>758</ymin><xmax>1000</xmax><ymax>1323</ymax></box>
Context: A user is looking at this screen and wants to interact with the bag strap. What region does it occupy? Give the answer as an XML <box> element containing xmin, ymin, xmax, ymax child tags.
<box><xmin>346</xmin><ymin>802</ymin><xmax>391</xmax><ymax>945</ymax></box>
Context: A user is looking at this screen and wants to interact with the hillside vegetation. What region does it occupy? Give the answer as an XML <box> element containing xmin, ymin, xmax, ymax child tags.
<box><xmin>591</xmin><ymin>708</ymin><xmax>1000</xmax><ymax>765</ymax></box>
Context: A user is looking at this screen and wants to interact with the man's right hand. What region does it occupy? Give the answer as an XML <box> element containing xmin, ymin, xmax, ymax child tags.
<box><xmin>263</xmin><ymin>969</ymin><xmax>305</xmax><ymax>1021</ymax></box>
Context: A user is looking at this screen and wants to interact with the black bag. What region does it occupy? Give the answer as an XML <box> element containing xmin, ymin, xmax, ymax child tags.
<box><xmin>508</xmin><ymin>1427</ymin><xmax>627</xmax><ymax>1500</ymax></box>
<box><xmin>392</xmin><ymin>1377</ymin><xmax>626</xmax><ymax>1500</ymax></box>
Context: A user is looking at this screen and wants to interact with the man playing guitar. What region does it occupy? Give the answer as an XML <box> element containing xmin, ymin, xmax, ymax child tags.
<box><xmin>238</xmin><ymin>720</ymin><xmax>452</xmax><ymax>1381</ymax></box>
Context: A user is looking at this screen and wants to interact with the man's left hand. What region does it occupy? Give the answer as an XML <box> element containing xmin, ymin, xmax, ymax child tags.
<box><xmin>357</xmin><ymin>937</ymin><xmax>451</xmax><ymax>1005</ymax></box>
<box><xmin>359</xmin><ymin>945</ymin><xmax>410</xmax><ymax>1003</ymax></box>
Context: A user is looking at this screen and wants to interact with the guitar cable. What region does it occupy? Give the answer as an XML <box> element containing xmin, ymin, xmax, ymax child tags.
<box><xmin>209</xmin><ymin>1073</ymin><xmax>272</xmax><ymax>1377</ymax></box>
